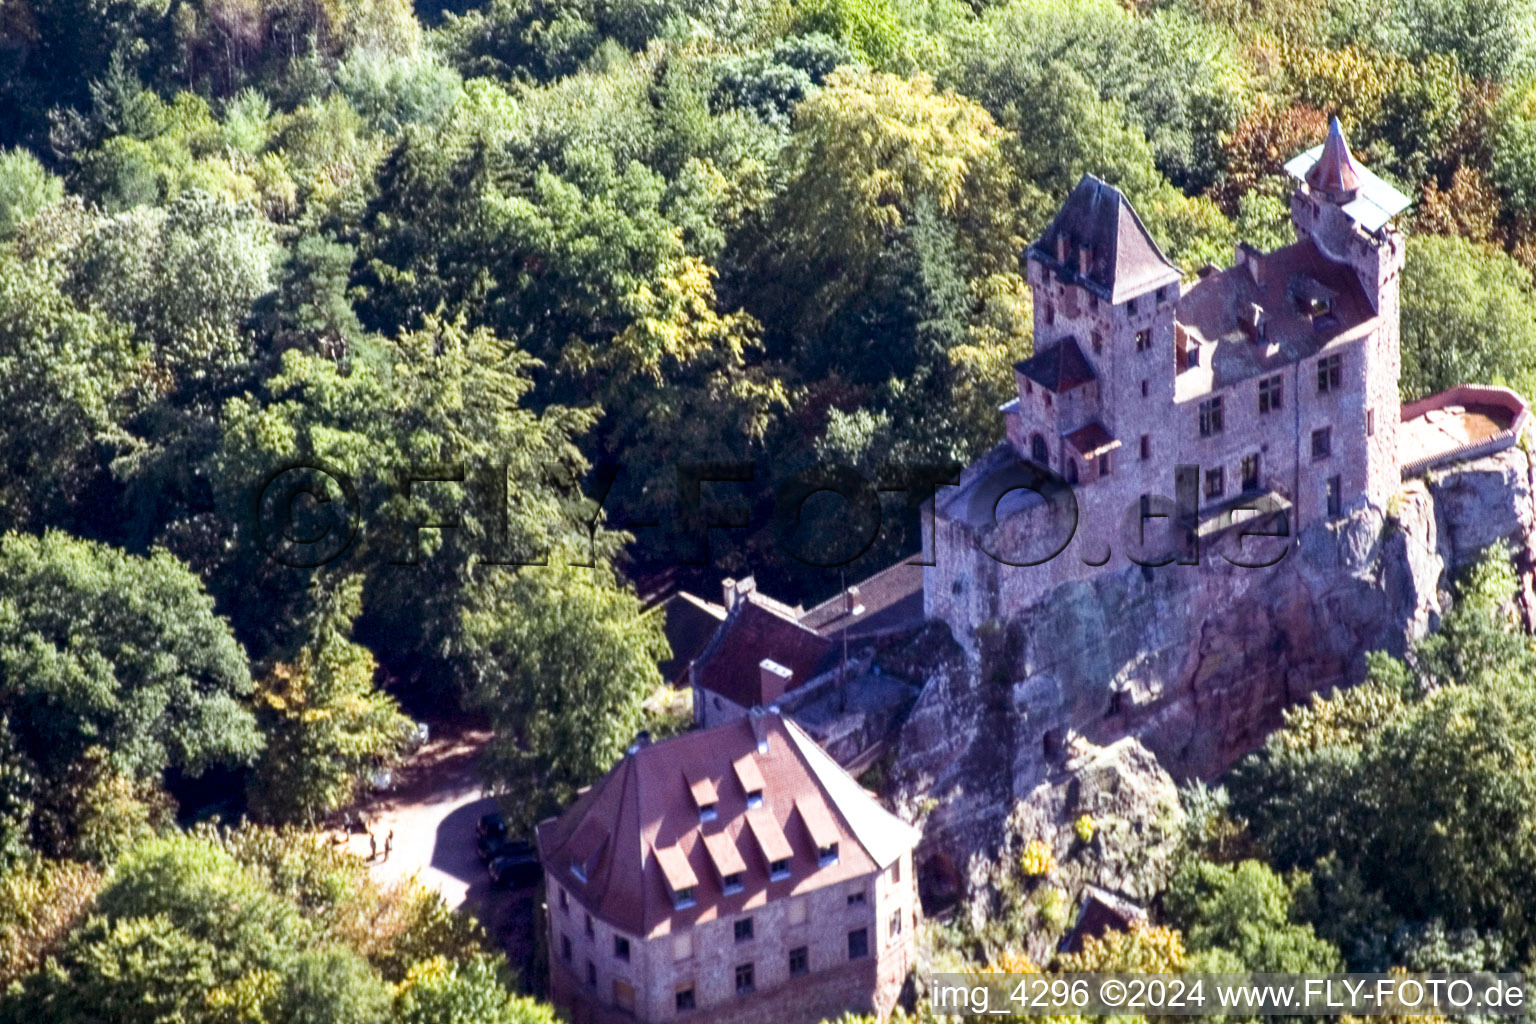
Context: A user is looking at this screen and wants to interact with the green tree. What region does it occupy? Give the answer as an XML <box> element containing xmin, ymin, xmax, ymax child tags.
<box><xmin>0</xmin><ymin>149</ymin><xmax>61</xmax><ymax>240</ymax></box>
<box><xmin>0</xmin><ymin>531</ymin><xmax>258</xmax><ymax>852</ymax></box>
<box><xmin>1164</xmin><ymin>859</ymin><xmax>1344</xmax><ymax>972</ymax></box>
<box><xmin>395</xmin><ymin>956</ymin><xmax>559</xmax><ymax>1024</ymax></box>
<box><xmin>247</xmin><ymin>577</ymin><xmax>412</xmax><ymax>825</ymax></box>
<box><xmin>468</xmin><ymin>568</ymin><xmax>668</xmax><ymax>831</ymax></box>
<box><xmin>1399</xmin><ymin>234</ymin><xmax>1536</xmax><ymax>401</ymax></box>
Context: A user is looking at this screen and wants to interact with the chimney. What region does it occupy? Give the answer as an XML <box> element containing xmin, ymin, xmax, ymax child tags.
<box><xmin>1055</xmin><ymin>233</ymin><xmax>1070</xmax><ymax>264</ymax></box>
<box><xmin>721</xmin><ymin>575</ymin><xmax>757</xmax><ymax>611</ymax></box>
<box><xmin>1243</xmin><ymin>302</ymin><xmax>1266</xmax><ymax>344</ymax></box>
<box><xmin>1077</xmin><ymin>245</ymin><xmax>1093</xmax><ymax>277</ymax></box>
<box><xmin>1237</xmin><ymin>242</ymin><xmax>1264</xmax><ymax>286</ymax></box>
<box><xmin>748</xmin><ymin>704</ymin><xmax>772</xmax><ymax>753</ymax></box>
<box><xmin>627</xmin><ymin>730</ymin><xmax>653</xmax><ymax>755</ymax></box>
<box><xmin>758</xmin><ymin>658</ymin><xmax>794</xmax><ymax>705</ymax></box>
<box><xmin>844</xmin><ymin>585</ymin><xmax>864</xmax><ymax>616</ymax></box>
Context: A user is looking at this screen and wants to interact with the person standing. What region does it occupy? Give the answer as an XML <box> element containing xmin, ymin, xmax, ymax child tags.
<box><xmin>368</xmin><ymin>829</ymin><xmax>377</xmax><ymax>861</ymax></box>
<box><xmin>385</xmin><ymin>829</ymin><xmax>394</xmax><ymax>861</ymax></box>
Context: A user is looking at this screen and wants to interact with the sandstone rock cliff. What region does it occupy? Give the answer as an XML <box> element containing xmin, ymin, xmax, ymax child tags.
<box><xmin>893</xmin><ymin>445</ymin><xmax>1536</xmax><ymax>915</ymax></box>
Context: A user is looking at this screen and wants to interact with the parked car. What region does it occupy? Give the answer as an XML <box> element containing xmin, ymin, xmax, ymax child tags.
<box><xmin>476</xmin><ymin>834</ymin><xmax>533</xmax><ymax>863</ymax></box>
<box><xmin>476</xmin><ymin>812</ymin><xmax>507</xmax><ymax>840</ymax></box>
<box><xmin>488</xmin><ymin>851</ymin><xmax>541</xmax><ymax>889</ymax></box>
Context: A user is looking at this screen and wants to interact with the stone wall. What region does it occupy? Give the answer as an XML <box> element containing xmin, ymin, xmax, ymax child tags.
<box><xmin>894</xmin><ymin>446</ymin><xmax>1536</xmax><ymax>908</ymax></box>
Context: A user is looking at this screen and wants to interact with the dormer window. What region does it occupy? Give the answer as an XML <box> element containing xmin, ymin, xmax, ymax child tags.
<box><xmin>699</xmin><ymin>803</ymin><xmax>718</xmax><ymax>823</ymax></box>
<box><xmin>673</xmin><ymin>886</ymin><xmax>696</xmax><ymax>910</ymax></box>
<box><xmin>722</xmin><ymin>872</ymin><xmax>744</xmax><ymax>895</ymax></box>
<box><xmin>746</xmin><ymin>790</ymin><xmax>763</xmax><ymax>809</ymax></box>
<box><xmin>818</xmin><ymin>843</ymin><xmax>839</xmax><ymax>867</ymax></box>
<box><xmin>571</xmin><ymin>863</ymin><xmax>588</xmax><ymax>883</ymax></box>
<box><xmin>769</xmin><ymin>858</ymin><xmax>791</xmax><ymax>881</ymax></box>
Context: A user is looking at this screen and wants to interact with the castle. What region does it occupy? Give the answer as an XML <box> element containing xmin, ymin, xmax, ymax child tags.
<box><xmin>925</xmin><ymin>120</ymin><xmax>1421</xmax><ymax>627</ymax></box>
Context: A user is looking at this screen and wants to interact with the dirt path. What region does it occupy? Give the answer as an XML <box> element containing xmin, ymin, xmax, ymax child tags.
<box><xmin>344</xmin><ymin>724</ymin><xmax>496</xmax><ymax>910</ymax></box>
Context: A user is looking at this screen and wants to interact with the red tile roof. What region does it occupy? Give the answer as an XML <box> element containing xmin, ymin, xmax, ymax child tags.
<box><xmin>1305</xmin><ymin>117</ymin><xmax>1360</xmax><ymax>196</ymax></box>
<box><xmin>1063</xmin><ymin>422</ymin><xmax>1120</xmax><ymax>460</ymax></box>
<box><xmin>690</xmin><ymin>595</ymin><xmax>836</xmax><ymax>709</ymax></box>
<box><xmin>1015</xmin><ymin>336</ymin><xmax>1097</xmax><ymax>394</ymax></box>
<box><xmin>535</xmin><ymin>712</ymin><xmax>919</xmax><ymax>938</ymax></box>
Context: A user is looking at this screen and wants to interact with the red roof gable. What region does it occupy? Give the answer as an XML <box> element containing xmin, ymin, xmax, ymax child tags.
<box><xmin>535</xmin><ymin>712</ymin><xmax>919</xmax><ymax>938</ymax></box>
<box><xmin>690</xmin><ymin>595</ymin><xmax>835</xmax><ymax>709</ymax></box>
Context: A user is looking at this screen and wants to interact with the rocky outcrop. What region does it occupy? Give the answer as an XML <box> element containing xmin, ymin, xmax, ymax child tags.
<box><xmin>893</xmin><ymin>446</ymin><xmax>1536</xmax><ymax>910</ymax></box>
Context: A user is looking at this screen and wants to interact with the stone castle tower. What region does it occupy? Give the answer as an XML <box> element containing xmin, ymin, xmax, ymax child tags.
<box><xmin>926</xmin><ymin>120</ymin><xmax>1412</xmax><ymax>627</ymax></box>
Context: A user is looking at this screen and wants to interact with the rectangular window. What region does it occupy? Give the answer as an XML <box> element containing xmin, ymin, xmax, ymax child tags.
<box><xmin>1126</xmin><ymin>298</ymin><xmax>1137</xmax><ymax>316</ymax></box>
<box><xmin>722</xmin><ymin>872</ymin><xmax>743</xmax><ymax>895</ymax></box>
<box><xmin>699</xmin><ymin>803</ymin><xmax>717</xmax><ymax>823</ymax></box>
<box><xmin>1317</xmin><ymin>354</ymin><xmax>1342</xmax><ymax>393</ymax></box>
<box><xmin>1327</xmin><ymin>475</ymin><xmax>1342</xmax><ymax>517</ymax></box>
<box><xmin>1199</xmin><ymin>397</ymin><xmax>1224</xmax><ymax>437</ymax></box>
<box><xmin>1204</xmin><ymin>467</ymin><xmax>1224</xmax><ymax>501</ymax></box>
<box><xmin>1140</xmin><ymin>435</ymin><xmax>1151</xmax><ymax>461</ymax></box>
<box><xmin>559</xmin><ymin>888</ymin><xmax>569</xmax><ymax>913</ymax></box>
<box><xmin>1258</xmin><ymin>375</ymin><xmax>1283</xmax><ymax>413</ymax></box>
<box><xmin>1044</xmin><ymin>302</ymin><xmax>1055</xmax><ymax>326</ymax></box>
<box><xmin>613</xmin><ymin>980</ymin><xmax>635</xmax><ymax>1013</ymax></box>
<box><xmin>672</xmin><ymin>886</ymin><xmax>696</xmax><ymax>910</ymax></box>
<box><xmin>1136</xmin><ymin>329</ymin><xmax>1152</xmax><ymax>352</ymax></box>
<box><xmin>735</xmin><ymin>963</ymin><xmax>755</xmax><ymax>995</ymax></box>
<box><xmin>847</xmin><ymin>887</ymin><xmax>867</xmax><ymax>907</ymax></box>
<box><xmin>1141</xmin><ymin>379</ymin><xmax>1149</xmax><ymax>398</ymax></box>
<box><xmin>848</xmin><ymin>928</ymin><xmax>869</xmax><ymax>960</ymax></box>
<box><xmin>614</xmin><ymin>936</ymin><xmax>630</xmax><ymax>961</ymax></box>
<box><xmin>561</xmin><ymin>936</ymin><xmax>572</xmax><ymax>962</ymax></box>
<box><xmin>1241</xmin><ymin>454</ymin><xmax>1260</xmax><ymax>492</ymax></box>
<box><xmin>586</xmin><ymin>961</ymin><xmax>596</xmax><ymax>988</ymax></box>
<box><xmin>1098</xmin><ymin>452</ymin><xmax>1112</xmax><ymax>476</ymax></box>
<box><xmin>745</xmin><ymin>789</ymin><xmax>763</xmax><ymax>809</ymax></box>
<box><xmin>769</xmin><ymin>858</ymin><xmax>790</xmax><ymax>880</ymax></box>
<box><xmin>676</xmin><ymin>986</ymin><xmax>696</xmax><ymax>1013</ymax></box>
<box><xmin>1092</xmin><ymin>330</ymin><xmax>1103</xmax><ymax>354</ymax></box>
<box><xmin>1367</xmin><ymin>408</ymin><xmax>1376</xmax><ymax>436</ymax></box>
<box><xmin>1156</xmin><ymin>286</ymin><xmax>1167</xmax><ymax>304</ymax></box>
<box><xmin>585</xmin><ymin>914</ymin><xmax>594</xmax><ymax>939</ymax></box>
<box><xmin>673</xmin><ymin>933</ymin><xmax>693</xmax><ymax>961</ymax></box>
<box><xmin>1312</xmin><ymin>427</ymin><xmax>1332</xmax><ymax>460</ymax></box>
<box><xmin>891</xmin><ymin>910</ymin><xmax>903</xmax><ymax>937</ymax></box>
<box><xmin>890</xmin><ymin>858</ymin><xmax>902</xmax><ymax>884</ymax></box>
<box><xmin>789</xmin><ymin>946</ymin><xmax>809</xmax><ymax>977</ymax></box>
<box><xmin>734</xmin><ymin>918</ymin><xmax>754</xmax><ymax>943</ymax></box>
<box><xmin>1044</xmin><ymin>392</ymin><xmax>1052</xmax><ymax>408</ymax></box>
<box><xmin>787</xmin><ymin>899</ymin><xmax>808</xmax><ymax>926</ymax></box>
<box><xmin>818</xmin><ymin>843</ymin><xmax>839</xmax><ymax>866</ymax></box>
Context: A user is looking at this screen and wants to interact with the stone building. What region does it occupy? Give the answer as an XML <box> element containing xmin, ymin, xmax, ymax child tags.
<box><xmin>536</xmin><ymin>709</ymin><xmax>920</xmax><ymax>1024</ymax></box>
<box><xmin>925</xmin><ymin>120</ymin><xmax>1413</xmax><ymax>630</ymax></box>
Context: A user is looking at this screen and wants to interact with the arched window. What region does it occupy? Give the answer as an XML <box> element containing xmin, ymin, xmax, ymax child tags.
<box><xmin>1030</xmin><ymin>434</ymin><xmax>1049</xmax><ymax>465</ymax></box>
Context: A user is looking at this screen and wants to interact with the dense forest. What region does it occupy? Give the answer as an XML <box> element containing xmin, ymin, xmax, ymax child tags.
<box><xmin>6</xmin><ymin>0</ymin><xmax>1536</xmax><ymax>1018</ymax></box>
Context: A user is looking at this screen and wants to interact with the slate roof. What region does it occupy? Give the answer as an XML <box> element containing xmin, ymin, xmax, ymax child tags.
<box><xmin>653</xmin><ymin>591</ymin><xmax>728</xmax><ymax>684</ymax></box>
<box><xmin>1028</xmin><ymin>174</ymin><xmax>1182</xmax><ymax>303</ymax></box>
<box><xmin>1015</xmin><ymin>336</ymin><xmax>1097</xmax><ymax>394</ymax></box>
<box><xmin>535</xmin><ymin>711</ymin><xmax>921</xmax><ymax>938</ymax></box>
<box><xmin>800</xmin><ymin>559</ymin><xmax>925</xmax><ymax>639</ymax></box>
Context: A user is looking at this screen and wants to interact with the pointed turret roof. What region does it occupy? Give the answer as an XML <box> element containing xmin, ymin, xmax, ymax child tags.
<box><xmin>1305</xmin><ymin>118</ymin><xmax>1361</xmax><ymax>196</ymax></box>
<box><xmin>1029</xmin><ymin>175</ymin><xmax>1181</xmax><ymax>304</ymax></box>
<box><xmin>1284</xmin><ymin>120</ymin><xmax>1411</xmax><ymax>232</ymax></box>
